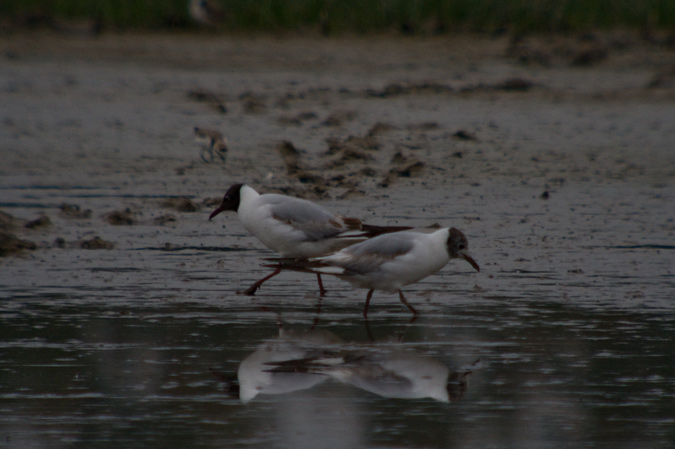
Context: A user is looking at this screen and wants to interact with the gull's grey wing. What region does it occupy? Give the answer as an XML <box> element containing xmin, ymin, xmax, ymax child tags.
<box><xmin>345</xmin><ymin>231</ymin><xmax>417</xmax><ymax>258</ymax></box>
<box><xmin>328</xmin><ymin>232</ymin><xmax>417</xmax><ymax>274</ymax></box>
<box><xmin>264</xmin><ymin>194</ymin><xmax>346</xmax><ymax>241</ymax></box>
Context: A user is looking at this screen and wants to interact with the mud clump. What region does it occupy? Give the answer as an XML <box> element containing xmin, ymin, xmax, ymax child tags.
<box><xmin>0</xmin><ymin>231</ymin><xmax>37</xmax><ymax>256</ymax></box>
<box><xmin>154</xmin><ymin>214</ymin><xmax>178</xmax><ymax>225</ymax></box>
<box><xmin>277</xmin><ymin>140</ymin><xmax>302</xmax><ymax>165</ymax></box>
<box><xmin>344</xmin><ymin>135</ymin><xmax>380</xmax><ymax>151</ymax></box>
<box><xmin>323</xmin><ymin>135</ymin><xmax>380</xmax><ymax>168</ymax></box>
<box><xmin>24</xmin><ymin>215</ymin><xmax>52</xmax><ymax>229</ymax></box>
<box><xmin>277</xmin><ymin>141</ymin><xmax>326</xmax><ymax>185</ymax></box>
<box><xmin>391</xmin><ymin>151</ymin><xmax>408</xmax><ymax>165</ymax></box>
<box><xmin>359</xmin><ymin>167</ymin><xmax>378</xmax><ymax>177</ymax></box>
<box><xmin>366</xmin><ymin>122</ymin><xmax>397</xmax><ymax>137</ymax></box>
<box><xmin>278</xmin><ymin>140</ymin><xmax>306</xmax><ymax>175</ymax></box>
<box><xmin>104</xmin><ymin>209</ymin><xmax>135</xmax><ymax>225</ymax></box>
<box><xmin>646</xmin><ymin>66</ymin><xmax>675</xmax><ymax>89</ymax></box>
<box><xmin>507</xmin><ymin>40</ymin><xmax>553</xmax><ymax>66</ymax></box>
<box><xmin>0</xmin><ymin>210</ymin><xmax>36</xmax><ymax>256</ymax></box>
<box><xmin>321</xmin><ymin>110</ymin><xmax>357</xmax><ymax>127</ymax></box>
<box><xmin>507</xmin><ymin>33</ymin><xmax>617</xmax><ymax>67</ymax></box>
<box><xmin>452</xmin><ymin>130</ymin><xmax>478</xmax><ymax>141</ymax></box>
<box><xmin>187</xmin><ymin>88</ymin><xmax>227</xmax><ymax>114</ymax></box>
<box><xmin>0</xmin><ymin>210</ymin><xmax>20</xmax><ymax>231</ymax></box>
<box><xmin>161</xmin><ymin>197</ymin><xmax>199</xmax><ymax>212</ymax></box>
<box><xmin>335</xmin><ymin>189</ymin><xmax>366</xmax><ymax>200</ymax></box>
<box><xmin>379</xmin><ymin>153</ymin><xmax>425</xmax><ymax>187</ymax></box>
<box><xmin>277</xmin><ymin>111</ymin><xmax>318</xmax><ymax>126</ymax></box>
<box><xmin>495</xmin><ymin>78</ymin><xmax>536</xmax><ymax>92</ymax></box>
<box><xmin>393</xmin><ymin>160</ymin><xmax>425</xmax><ymax>177</ymax></box>
<box><xmin>460</xmin><ymin>77</ymin><xmax>536</xmax><ymax>93</ymax></box>
<box><xmin>324</xmin><ymin>137</ymin><xmax>344</xmax><ymax>156</ymax></box>
<box><xmin>365</xmin><ymin>82</ymin><xmax>453</xmax><ymax>98</ymax></box>
<box><xmin>59</xmin><ymin>203</ymin><xmax>92</xmax><ymax>219</ymax></box>
<box><xmin>409</xmin><ymin>122</ymin><xmax>440</xmax><ymax>131</ymax></box>
<box><xmin>79</xmin><ymin>236</ymin><xmax>115</xmax><ymax>250</ymax></box>
<box><xmin>326</xmin><ymin>148</ymin><xmax>374</xmax><ymax>168</ymax></box>
<box><xmin>188</xmin><ymin>88</ymin><xmax>223</xmax><ymax>103</ymax></box>
<box><xmin>239</xmin><ymin>92</ymin><xmax>266</xmax><ymax>114</ymax></box>
<box><xmin>570</xmin><ymin>47</ymin><xmax>608</xmax><ymax>66</ymax></box>
<box><xmin>294</xmin><ymin>172</ymin><xmax>326</xmax><ymax>185</ymax></box>
<box><xmin>277</xmin><ymin>116</ymin><xmax>303</xmax><ymax>127</ymax></box>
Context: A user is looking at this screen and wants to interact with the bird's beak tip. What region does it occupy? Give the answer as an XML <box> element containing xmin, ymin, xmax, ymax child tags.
<box><xmin>209</xmin><ymin>206</ymin><xmax>224</xmax><ymax>221</ymax></box>
<box><xmin>463</xmin><ymin>253</ymin><xmax>480</xmax><ymax>272</ymax></box>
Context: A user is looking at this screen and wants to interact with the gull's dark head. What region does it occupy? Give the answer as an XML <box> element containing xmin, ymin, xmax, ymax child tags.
<box><xmin>446</xmin><ymin>228</ymin><xmax>480</xmax><ymax>272</ymax></box>
<box><xmin>209</xmin><ymin>183</ymin><xmax>243</xmax><ymax>220</ymax></box>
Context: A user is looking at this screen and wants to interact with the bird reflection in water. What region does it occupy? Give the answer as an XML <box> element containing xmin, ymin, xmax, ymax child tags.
<box><xmin>213</xmin><ymin>324</ymin><xmax>478</xmax><ymax>404</ymax></box>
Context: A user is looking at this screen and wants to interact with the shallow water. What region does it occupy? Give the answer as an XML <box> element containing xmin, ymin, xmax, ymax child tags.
<box><xmin>2</xmin><ymin>181</ymin><xmax>674</xmax><ymax>449</ymax></box>
<box><xmin>1</xmin><ymin>33</ymin><xmax>675</xmax><ymax>448</ymax></box>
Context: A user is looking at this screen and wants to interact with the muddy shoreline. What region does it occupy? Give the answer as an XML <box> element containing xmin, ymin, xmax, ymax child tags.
<box><xmin>1</xmin><ymin>31</ymin><xmax>674</xmax><ymax>448</ymax></box>
<box><xmin>2</xmin><ymin>31</ymin><xmax>674</xmax><ymax>221</ymax></box>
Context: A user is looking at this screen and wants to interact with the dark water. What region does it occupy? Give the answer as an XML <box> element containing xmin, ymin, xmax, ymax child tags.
<box><xmin>1</xmin><ymin>182</ymin><xmax>674</xmax><ymax>449</ymax></box>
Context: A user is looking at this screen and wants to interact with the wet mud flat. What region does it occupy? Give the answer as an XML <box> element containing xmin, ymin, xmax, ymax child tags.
<box><xmin>1</xmin><ymin>32</ymin><xmax>675</xmax><ymax>448</ymax></box>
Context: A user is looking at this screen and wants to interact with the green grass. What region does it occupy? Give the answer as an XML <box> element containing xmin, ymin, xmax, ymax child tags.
<box><xmin>1</xmin><ymin>0</ymin><xmax>674</xmax><ymax>34</ymax></box>
<box><xmin>0</xmin><ymin>0</ymin><xmax>190</xmax><ymax>29</ymax></box>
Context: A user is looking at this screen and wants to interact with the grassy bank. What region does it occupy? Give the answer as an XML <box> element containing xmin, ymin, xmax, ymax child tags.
<box><xmin>1</xmin><ymin>0</ymin><xmax>674</xmax><ymax>34</ymax></box>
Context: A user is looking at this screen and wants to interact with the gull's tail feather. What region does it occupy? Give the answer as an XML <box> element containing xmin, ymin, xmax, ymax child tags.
<box><xmin>262</xmin><ymin>257</ymin><xmax>344</xmax><ymax>276</ymax></box>
<box><xmin>359</xmin><ymin>223</ymin><xmax>412</xmax><ymax>237</ymax></box>
<box><xmin>334</xmin><ymin>222</ymin><xmax>413</xmax><ymax>239</ymax></box>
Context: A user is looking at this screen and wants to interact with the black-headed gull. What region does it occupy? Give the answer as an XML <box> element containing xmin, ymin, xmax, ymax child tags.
<box><xmin>268</xmin><ymin>227</ymin><xmax>479</xmax><ymax>317</ymax></box>
<box><xmin>209</xmin><ymin>183</ymin><xmax>411</xmax><ymax>295</ymax></box>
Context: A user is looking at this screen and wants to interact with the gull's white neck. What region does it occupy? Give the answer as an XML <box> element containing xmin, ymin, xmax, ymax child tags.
<box><xmin>238</xmin><ymin>185</ymin><xmax>260</xmax><ymax>212</ymax></box>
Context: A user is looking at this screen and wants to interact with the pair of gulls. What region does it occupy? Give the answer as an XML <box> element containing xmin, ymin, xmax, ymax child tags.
<box><xmin>209</xmin><ymin>184</ymin><xmax>480</xmax><ymax>317</ymax></box>
<box><xmin>235</xmin><ymin>327</ymin><xmax>474</xmax><ymax>403</ymax></box>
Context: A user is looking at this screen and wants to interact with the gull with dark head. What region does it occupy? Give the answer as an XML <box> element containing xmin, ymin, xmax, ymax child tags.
<box><xmin>209</xmin><ymin>183</ymin><xmax>411</xmax><ymax>295</ymax></box>
<box><xmin>269</xmin><ymin>227</ymin><xmax>479</xmax><ymax>317</ymax></box>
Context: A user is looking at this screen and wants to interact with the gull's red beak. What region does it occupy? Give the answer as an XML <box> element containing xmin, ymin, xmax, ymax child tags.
<box><xmin>209</xmin><ymin>205</ymin><xmax>225</xmax><ymax>221</ymax></box>
<box><xmin>462</xmin><ymin>253</ymin><xmax>480</xmax><ymax>272</ymax></box>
